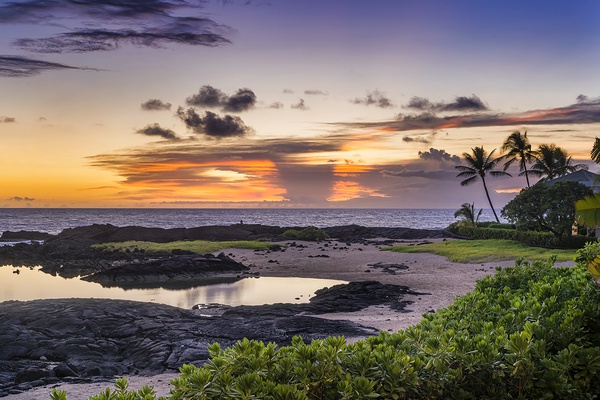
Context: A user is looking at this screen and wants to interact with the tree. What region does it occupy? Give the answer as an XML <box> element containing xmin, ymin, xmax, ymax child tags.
<box><xmin>529</xmin><ymin>144</ymin><xmax>588</xmax><ymax>182</ymax></box>
<box><xmin>501</xmin><ymin>181</ymin><xmax>593</xmax><ymax>237</ymax></box>
<box><xmin>501</xmin><ymin>130</ymin><xmax>534</xmax><ymax>188</ymax></box>
<box><xmin>591</xmin><ymin>137</ymin><xmax>600</xmax><ymax>163</ymax></box>
<box><xmin>453</xmin><ymin>202</ymin><xmax>482</xmax><ymax>227</ymax></box>
<box><xmin>455</xmin><ymin>146</ymin><xmax>511</xmax><ymax>222</ymax></box>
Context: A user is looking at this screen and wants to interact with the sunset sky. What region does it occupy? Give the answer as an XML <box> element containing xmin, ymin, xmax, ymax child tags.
<box><xmin>2</xmin><ymin>0</ymin><xmax>600</xmax><ymax>209</ymax></box>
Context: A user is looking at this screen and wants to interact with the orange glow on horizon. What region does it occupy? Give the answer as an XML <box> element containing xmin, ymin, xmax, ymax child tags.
<box><xmin>327</xmin><ymin>181</ymin><xmax>387</xmax><ymax>202</ymax></box>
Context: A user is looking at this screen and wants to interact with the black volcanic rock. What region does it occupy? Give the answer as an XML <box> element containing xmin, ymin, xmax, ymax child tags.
<box><xmin>0</xmin><ymin>231</ymin><xmax>54</xmax><ymax>241</ymax></box>
<box><xmin>0</xmin><ymin>282</ymin><xmax>401</xmax><ymax>396</ymax></box>
<box><xmin>82</xmin><ymin>253</ymin><xmax>249</xmax><ymax>285</ymax></box>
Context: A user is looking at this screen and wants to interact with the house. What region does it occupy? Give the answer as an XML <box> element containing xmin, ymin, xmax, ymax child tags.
<box><xmin>543</xmin><ymin>170</ymin><xmax>600</xmax><ymax>193</ymax></box>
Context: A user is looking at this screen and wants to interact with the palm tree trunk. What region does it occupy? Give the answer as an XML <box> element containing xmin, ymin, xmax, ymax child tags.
<box><xmin>523</xmin><ymin>165</ymin><xmax>530</xmax><ymax>188</ymax></box>
<box><xmin>481</xmin><ymin>177</ymin><xmax>500</xmax><ymax>222</ymax></box>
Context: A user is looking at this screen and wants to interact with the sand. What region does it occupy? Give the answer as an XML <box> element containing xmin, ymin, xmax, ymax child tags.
<box><xmin>3</xmin><ymin>238</ymin><xmax>574</xmax><ymax>399</ymax></box>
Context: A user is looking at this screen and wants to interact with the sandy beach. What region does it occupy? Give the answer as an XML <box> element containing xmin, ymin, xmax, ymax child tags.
<box><xmin>2</xmin><ymin>237</ymin><xmax>575</xmax><ymax>400</ymax></box>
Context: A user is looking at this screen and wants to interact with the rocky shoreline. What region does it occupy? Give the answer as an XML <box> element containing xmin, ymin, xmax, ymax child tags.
<box><xmin>0</xmin><ymin>224</ymin><xmax>449</xmax><ymax>397</ymax></box>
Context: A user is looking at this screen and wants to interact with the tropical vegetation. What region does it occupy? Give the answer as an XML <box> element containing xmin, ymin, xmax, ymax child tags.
<box><xmin>528</xmin><ymin>143</ymin><xmax>587</xmax><ymax>181</ymax></box>
<box><xmin>453</xmin><ymin>202</ymin><xmax>481</xmax><ymax>227</ymax></box>
<box><xmin>53</xmin><ymin>257</ymin><xmax>600</xmax><ymax>399</ymax></box>
<box><xmin>501</xmin><ymin>181</ymin><xmax>593</xmax><ymax>237</ymax></box>
<box><xmin>501</xmin><ymin>130</ymin><xmax>534</xmax><ymax>187</ymax></box>
<box><xmin>93</xmin><ymin>240</ymin><xmax>273</xmax><ymax>254</ymax></box>
<box><xmin>455</xmin><ymin>146</ymin><xmax>510</xmax><ymax>222</ymax></box>
<box><xmin>282</xmin><ymin>226</ymin><xmax>329</xmax><ymax>241</ymax></box>
<box><xmin>384</xmin><ymin>239</ymin><xmax>576</xmax><ymax>263</ymax></box>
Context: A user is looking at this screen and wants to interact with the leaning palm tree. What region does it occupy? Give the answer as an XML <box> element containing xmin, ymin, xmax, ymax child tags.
<box><xmin>455</xmin><ymin>146</ymin><xmax>511</xmax><ymax>222</ymax></box>
<box><xmin>501</xmin><ymin>130</ymin><xmax>534</xmax><ymax>188</ymax></box>
<box><xmin>529</xmin><ymin>144</ymin><xmax>588</xmax><ymax>182</ymax></box>
<box><xmin>454</xmin><ymin>202</ymin><xmax>482</xmax><ymax>227</ymax></box>
<box><xmin>591</xmin><ymin>137</ymin><xmax>600</xmax><ymax>163</ymax></box>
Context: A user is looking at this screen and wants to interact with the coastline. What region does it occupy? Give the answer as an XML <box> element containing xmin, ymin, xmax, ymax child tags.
<box><xmin>0</xmin><ymin>225</ymin><xmax>575</xmax><ymax>399</ymax></box>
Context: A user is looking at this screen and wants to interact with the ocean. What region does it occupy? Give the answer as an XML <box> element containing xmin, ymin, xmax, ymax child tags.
<box><xmin>0</xmin><ymin>208</ymin><xmax>505</xmax><ymax>235</ymax></box>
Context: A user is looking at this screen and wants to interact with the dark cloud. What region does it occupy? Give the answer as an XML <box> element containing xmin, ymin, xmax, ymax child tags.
<box><xmin>402</xmin><ymin>131</ymin><xmax>437</xmax><ymax>144</ymax></box>
<box><xmin>291</xmin><ymin>99</ymin><xmax>308</xmax><ymax>110</ymax></box>
<box><xmin>136</xmin><ymin>123</ymin><xmax>178</xmax><ymax>140</ymax></box>
<box><xmin>282</xmin><ymin>89</ymin><xmax>294</xmax><ymax>94</ymax></box>
<box><xmin>269</xmin><ymin>101</ymin><xmax>284</xmax><ymax>109</ymax></box>
<box><xmin>141</xmin><ymin>99</ymin><xmax>172</xmax><ymax>111</ymax></box>
<box><xmin>418</xmin><ymin>148</ymin><xmax>461</xmax><ymax>164</ymax></box>
<box><xmin>380</xmin><ymin>169</ymin><xmax>455</xmax><ymax>180</ymax></box>
<box><xmin>404</xmin><ymin>95</ymin><xmax>488</xmax><ymax>112</ymax></box>
<box><xmin>336</xmin><ymin>97</ymin><xmax>600</xmax><ymax>132</ymax></box>
<box><xmin>0</xmin><ymin>55</ymin><xmax>94</xmax><ymax>77</ymax></box>
<box><xmin>7</xmin><ymin>196</ymin><xmax>35</xmax><ymax>201</ymax></box>
<box><xmin>186</xmin><ymin>85</ymin><xmax>226</xmax><ymax>108</ymax></box>
<box><xmin>351</xmin><ymin>90</ymin><xmax>394</xmax><ymax>108</ymax></box>
<box><xmin>176</xmin><ymin>107</ymin><xmax>252</xmax><ymax>138</ymax></box>
<box><xmin>224</xmin><ymin>88</ymin><xmax>257</xmax><ymax>112</ymax></box>
<box><xmin>1</xmin><ymin>1</ymin><xmax>231</xmax><ymax>53</ymax></box>
<box><xmin>186</xmin><ymin>85</ymin><xmax>257</xmax><ymax>112</ymax></box>
<box><xmin>304</xmin><ymin>89</ymin><xmax>328</xmax><ymax>96</ymax></box>
<box><xmin>1</xmin><ymin>116</ymin><xmax>16</xmax><ymax>123</ymax></box>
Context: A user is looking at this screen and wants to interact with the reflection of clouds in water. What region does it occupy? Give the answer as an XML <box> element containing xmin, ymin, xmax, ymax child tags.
<box><xmin>0</xmin><ymin>267</ymin><xmax>345</xmax><ymax>308</ymax></box>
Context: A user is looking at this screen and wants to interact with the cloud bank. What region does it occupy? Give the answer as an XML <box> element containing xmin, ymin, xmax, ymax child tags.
<box><xmin>337</xmin><ymin>96</ymin><xmax>600</xmax><ymax>132</ymax></box>
<box><xmin>136</xmin><ymin>123</ymin><xmax>178</xmax><ymax>140</ymax></box>
<box><xmin>0</xmin><ymin>55</ymin><xmax>93</xmax><ymax>77</ymax></box>
<box><xmin>351</xmin><ymin>90</ymin><xmax>394</xmax><ymax>108</ymax></box>
<box><xmin>176</xmin><ymin>107</ymin><xmax>253</xmax><ymax>138</ymax></box>
<box><xmin>0</xmin><ymin>0</ymin><xmax>232</xmax><ymax>53</ymax></box>
<box><xmin>141</xmin><ymin>99</ymin><xmax>172</xmax><ymax>111</ymax></box>
<box><xmin>186</xmin><ymin>85</ymin><xmax>257</xmax><ymax>112</ymax></box>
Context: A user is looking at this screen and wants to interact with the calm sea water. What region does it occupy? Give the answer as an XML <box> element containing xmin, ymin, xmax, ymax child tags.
<box><xmin>0</xmin><ymin>208</ymin><xmax>504</xmax><ymax>235</ymax></box>
<box><xmin>0</xmin><ymin>208</ymin><xmax>504</xmax><ymax>307</ymax></box>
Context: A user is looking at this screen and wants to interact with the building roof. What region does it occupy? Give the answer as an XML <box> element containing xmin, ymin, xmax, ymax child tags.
<box><xmin>543</xmin><ymin>169</ymin><xmax>600</xmax><ymax>188</ymax></box>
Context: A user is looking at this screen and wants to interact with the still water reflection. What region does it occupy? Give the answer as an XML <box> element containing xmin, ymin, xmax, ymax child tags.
<box><xmin>0</xmin><ymin>266</ymin><xmax>346</xmax><ymax>309</ymax></box>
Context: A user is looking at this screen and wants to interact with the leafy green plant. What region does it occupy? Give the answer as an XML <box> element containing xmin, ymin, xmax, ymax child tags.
<box><xmin>281</xmin><ymin>226</ymin><xmax>329</xmax><ymax>241</ymax></box>
<box><xmin>93</xmin><ymin>240</ymin><xmax>273</xmax><ymax>254</ymax></box>
<box><xmin>501</xmin><ymin>181</ymin><xmax>593</xmax><ymax>237</ymax></box>
<box><xmin>446</xmin><ymin>224</ymin><xmax>593</xmax><ymax>249</ymax></box>
<box><xmin>73</xmin><ymin>257</ymin><xmax>600</xmax><ymax>400</ymax></box>
<box><xmin>575</xmin><ymin>193</ymin><xmax>600</xmax><ymax>228</ymax></box>
<box><xmin>51</xmin><ymin>378</ymin><xmax>166</xmax><ymax>400</ymax></box>
<box><xmin>384</xmin><ymin>239</ymin><xmax>576</xmax><ymax>263</ymax></box>
<box><xmin>453</xmin><ymin>202</ymin><xmax>482</xmax><ymax>227</ymax></box>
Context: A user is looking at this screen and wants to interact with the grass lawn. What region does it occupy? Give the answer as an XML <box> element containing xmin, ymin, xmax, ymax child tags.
<box><xmin>93</xmin><ymin>240</ymin><xmax>273</xmax><ymax>254</ymax></box>
<box><xmin>383</xmin><ymin>239</ymin><xmax>577</xmax><ymax>263</ymax></box>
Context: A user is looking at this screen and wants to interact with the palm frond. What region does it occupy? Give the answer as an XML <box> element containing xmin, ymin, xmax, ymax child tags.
<box><xmin>459</xmin><ymin>176</ymin><xmax>478</xmax><ymax>186</ymax></box>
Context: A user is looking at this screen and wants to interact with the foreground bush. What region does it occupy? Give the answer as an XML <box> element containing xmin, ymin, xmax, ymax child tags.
<box><xmin>447</xmin><ymin>223</ymin><xmax>594</xmax><ymax>249</ymax></box>
<box><xmin>54</xmin><ymin>258</ymin><xmax>600</xmax><ymax>399</ymax></box>
<box><xmin>282</xmin><ymin>226</ymin><xmax>329</xmax><ymax>241</ymax></box>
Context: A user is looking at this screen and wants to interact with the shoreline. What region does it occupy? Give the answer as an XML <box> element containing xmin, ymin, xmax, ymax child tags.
<box><xmin>0</xmin><ymin>225</ymin><xmax>575</xmax><ymax>399</ymax></box>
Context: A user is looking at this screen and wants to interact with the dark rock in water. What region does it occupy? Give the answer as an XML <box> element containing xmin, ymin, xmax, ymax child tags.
<box><xmin>0</xmin><ymin>230</ymin><xmax>54</xmax><ymax>241</ymax></box>
<box><xmin>82</xmin><ymin>253</ymin><xmax>249</xmax><ymax>285</ymax></box>
<box><xmin>0</xmin><ymin>224</ymin><xmax>450</xmax><ymax>277</ymax></box>
<box><xmin>0</xmin><ymin>280</ymin><xmax>421</xmax><ymax>396</ymax></box>
<box><xmin>322</xmin><ymin>225</ymin><xmax>448</xmax><ymax>243</ymax></box>
<box><xmin>0</xmin><ymin>296</ymin><xmax>377</xmax><ymax>397</ymax></box>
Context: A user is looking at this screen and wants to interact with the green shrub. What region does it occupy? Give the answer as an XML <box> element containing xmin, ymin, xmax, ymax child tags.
<box><xmin>281</xmin><ymin>226</ymin><xmax>329</xmax><ymax>241</ymax></box>
<box><xmin>486</xmin><ymin>222</ymin><xmax>515</xmax><ymax>230</ymax></box>
<box><xmin>74</xmin><ymin>258</ymin><xmax>600</xmax><ymax>399</ymax></box>
<box><xmin>447</xmin><ymin>224</ymin><xmax>593</xmax><ymax>249</ymax></box>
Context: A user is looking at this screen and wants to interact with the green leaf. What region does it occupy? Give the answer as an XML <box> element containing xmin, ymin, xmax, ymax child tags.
<box><xmin>575</xmin><ymin>194</ymin><xmax>600</xmax><ymax>227</ymax></box>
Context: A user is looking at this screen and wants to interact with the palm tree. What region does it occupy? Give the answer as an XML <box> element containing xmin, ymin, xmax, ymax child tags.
<box><xmin>591</xmin><ymin>137</ymin><xmax>600</xmax><ymax>163</ymax></box>
<box><xmin>454</xmin><ymin>202</ymin><xmax>482</xmax><ymax>227</ymax></box>
<box><xmin>455</xmin><ymin>146</ymin><xmax>511</xmax><ymax>222</ymax></box>
<box><xmin>501</xmin><ymin>130</ymin><xmax>534</xmax><ymax>188</ymax></box>
<box><xmin>529</xmin><ymin>144</ymin><xmax>588</xmax><ymax>182</ymax></box>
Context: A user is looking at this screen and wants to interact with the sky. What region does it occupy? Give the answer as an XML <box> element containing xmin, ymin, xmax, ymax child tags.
<box><xmin>1</xmin><ymin>0</ymin><xmax>600</xmax><ymax>209</ymax></box>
